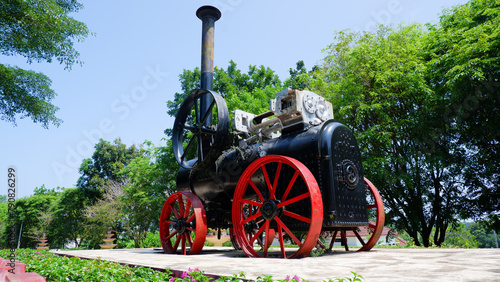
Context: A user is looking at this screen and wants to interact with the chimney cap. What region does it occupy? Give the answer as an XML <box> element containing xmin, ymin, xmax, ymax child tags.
<box><xmin>196</xmin><ymin>5</ymin><xmax>221</xmax><ymax>21</ymax></box>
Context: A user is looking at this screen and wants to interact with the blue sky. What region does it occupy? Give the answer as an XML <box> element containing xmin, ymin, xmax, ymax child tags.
<box><xmin>1</xmin><ymin>0</ymin><xmax>468</xmax><ymax>198</ymax></box>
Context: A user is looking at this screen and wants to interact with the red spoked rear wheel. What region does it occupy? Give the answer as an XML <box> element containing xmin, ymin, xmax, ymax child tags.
<box><xmin>232</xmin><ymin>155</ymin><xmax>323</xmax><ymax>258</ymax></box>
<box><xmin>325</xmin><ymin>177</ymin><xmax>385</xmax><ymax>251</ymax></box>
<box><xmin>159</xmin><ymin>192</ymin><xmax>207</xmax><ymax>255</ymax></box>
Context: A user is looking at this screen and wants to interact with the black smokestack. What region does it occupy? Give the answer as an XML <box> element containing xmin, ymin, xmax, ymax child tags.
<box><xmin>196</xmin><ymin>5</ymin><xmax>221</xmax><ymax>124</ymax></box>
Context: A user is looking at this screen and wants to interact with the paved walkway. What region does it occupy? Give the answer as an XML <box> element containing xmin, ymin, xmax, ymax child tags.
<box><xmin>52</xmin><ymin>247</ymin><xmax>500</xmax><ymax>281</ymax></box>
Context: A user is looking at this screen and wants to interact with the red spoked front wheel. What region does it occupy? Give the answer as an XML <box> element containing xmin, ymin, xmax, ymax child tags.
<box><xmin>232</xmin><ymin>155</ymin><xmax>323</xmax><ymax>258</ymax></box>
<box><xmin>325</xmin><ymin>177</ymin><xmax>385</xmax><ymax>251</ymax></box>
<box><xmin>159</xmin><ymin>192</ymin><xmax>207</xmax><ymax>255</ymax></box>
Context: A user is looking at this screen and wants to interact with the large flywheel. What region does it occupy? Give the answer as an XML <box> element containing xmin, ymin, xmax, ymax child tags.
<box><xmin>172</xmin><ymin>89</ymin><xmax>229</xmax><ymax>169</ymax></box>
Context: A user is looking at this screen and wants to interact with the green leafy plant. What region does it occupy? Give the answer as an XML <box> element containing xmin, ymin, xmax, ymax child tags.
<box><xmin>141</xmin><ymin>231</ymin><xmax>162</xmax><ymax>248</ymax></box>
<box><xmin>0</xmin><ymin>249</ymin><xmax>363</xmax><ymax>281</ymax></box>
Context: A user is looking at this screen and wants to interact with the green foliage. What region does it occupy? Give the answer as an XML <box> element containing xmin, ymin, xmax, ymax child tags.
<box><xmin>77</xmin><ymin>138</ymin><xmax>144</xmax><ymax>199</ymax></box>
<box><xmin>314</xmin><ymin>24</ymin><xmax>464</xmax><ymax>247</ymax></box>
<box><xmin>325</xmin><ymin>272</ymin><xmax>364</xmax><ymax>282</ymax></box>
<box><xmin>467</xmin><ymin>221</ymin><xmax>499</xmax><ymax>248</ymax></box>
<box><xmin>0</xmin><ymin>187</ymin><xmax>92</xmax><ymax>249</ymax></box>
<box><xmin>166</xmin><ymin>60</ymin><xmax>282</xmax><ymax>121</ymax></box>
<box><xmin>0</xmin><ymin>0</ymin><xmax>90</xmax><ymax>128</ymax></box>
<box><xmin>305</xmin><ymin>0</ymin><xmax>500</xmax><ymax>246</ymax></box>
<box><xmin>119</xmin><ymin>140</ymin><xmax>171</xmax><ymax>247</ymax></box>
<box><xmin>82</xmin><ymin>182</ymin><xmax>124</xmax><ymax>248</ymax></box>
<box><xmin>443</xmin><ymin>222</ymin><xmax>481</xmax><ymax>248</ymax></box>
<box><xmin>1</xmin><ymin>191</ymin><xmax>60</xmax><ymax>248</ymax></box>
<box><xmin>0</xmin><ymin>197</ymin><xmax>9</xmax><ymax>245</ymax></box>
<box><xmin>0</xmin><ymin>249</ymin><xmax>173</xmax><ymax>281</ymax></box>
<box><xmin>140</xmin><ymin>231</ymin><xmax>161</xmax><ymax>248</ymax></box>
<box><xmin>426</xmin><ymin>0</ymin><xmax>500</xmax><ymax>227</ymax></box>
<box><xmin>0</xmin><ymin>249</ymin><xmax>363</xmax><ymax>281</ymax></box>
<box><xmin>0</xmin><ymin>65</ymin><xmax>61</xmax><ymax>127</ymax></box>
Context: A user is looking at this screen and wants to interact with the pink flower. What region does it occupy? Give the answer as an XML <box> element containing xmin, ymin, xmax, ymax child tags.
<box><xmin>169</xmin><ymin>278</ymin><xmax>175</xmax><ymax>282</ymax></box>
<box><xmin>285</xmin><ymin>275</ymin><xmax>291</xmax><ymax>281</ymax></box>
<box><xmin>293</xmin><ymin>275</ymin><xmax>300</xmax><ymax>281</ymax></box>
<box><xmin>181</xmin><ymin>271</ymin><xmax>188</xmax><ymax>278</ymax></box>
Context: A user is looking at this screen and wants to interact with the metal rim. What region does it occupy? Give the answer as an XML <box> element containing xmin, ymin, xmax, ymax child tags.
<box><xmin>229</xmin><ymin>228</ymin><xmax>241</xmax><ymax>250</ymax></box>
<box><xmin>171</xmin><ymin>89</ymin><xmax>229</xmax><ymax>169</ymax></box>
<box><xmin>358</xmin><ymin>177</ymin><xmax>385</xmax><ymax>251</ymax></box>
<box><xmin>159</xmin><ymin>192</ymin><xmax>207</xmax><ymax>255</ymax></box>
<box><xmin>232</xmin><ymin>155</ymin><xmax>324</xmax><ymax>258</ymax></box>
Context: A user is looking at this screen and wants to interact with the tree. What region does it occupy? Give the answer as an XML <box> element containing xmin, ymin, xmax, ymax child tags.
<box><xmin>314</xmin><ymin>24</ymin><xmax>466</xmax><ymax>246</ymax></box>
<box><xmin>83</xmin><ymin>181</ymin><xmax>124</xmax><ymax>248</ymax></box>
<box><xmin>469</xmin><ymin>221</ymin><xmax>500</xmax><ymax>248</ymax></box>
<box><xmin>77</xmin><ymin>138</ymin><xmax>143</xmax><ymax>200</ymax></box>
<box><xmin>444</xmin><ymin>222</ymin><xmax>481</xmax><ymax>248</ymax></box>
<box><xmin>1</xmin><ymin>189</ymin><xmax>60</xmax><ymax>248</ymax></box>
<box><xmin>119</xmin><ymin>141</ymin><xmax>171</xmax><ymax>247</ymax></box>
<box><xmin>0</xmin><ymin>0</ymin><xmax>89</xmax><ymax>128</ymax></box>
<box><xmin>49</xmin><ymin>188</ymin><xmax>89</xmax><ymax>248</ymax></box>
<box><xmin>285</xmin><ymin>60</ymin><xmax>320</xmax><ymax>90</ymax></box>
<box><xmin>425</xmin><ymin>0</ymin><xmax>500</xmax><ymax>228</ymax></box>
<box><xmin>166</xmin><ymin>60</ymin><xmax>282</xmax><ymax>120</ymax></box>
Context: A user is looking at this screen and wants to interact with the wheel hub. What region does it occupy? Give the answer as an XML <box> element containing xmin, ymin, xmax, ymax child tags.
<box><xmin>261</xmin><ymin>199</ymin><xmax>280</xmax><ymax>220</ymax></box>
<box><xmin>174</xmin><ymin>218</ymin><xmax>187</xmax><ymax>234</ymax></box>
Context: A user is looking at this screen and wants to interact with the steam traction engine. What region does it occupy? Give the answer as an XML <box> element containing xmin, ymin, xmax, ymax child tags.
<box><xmin>159</xmin><ymin>6</ymin><xmax>384</xmax><ymax>258</ymax></box>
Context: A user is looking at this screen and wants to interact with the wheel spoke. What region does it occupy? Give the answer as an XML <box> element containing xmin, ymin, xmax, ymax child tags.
<box><xmin>271</xmin><ymin>161</ymin><xmax>282</xmax><ymax>199</ymax></box>
<box><xmin>182</xmin><ymin>136</ymin><xmax>197</xmax><ymax>161</ymax></box>
<box><xmin>240</xmin><ymin>199</ymin><xmax>262</xmax><ymax>207</ymax></box>
<box><xmin>249</xmin><ymin>180</ymin><xmax>265</xmax><ymax>202</ymax></box>
<box><xmin>165</xmin><ymin>230</ymin><xmax>178</xmax><ymax>241</ymax></box>
<box><xmin>197</xmin><ymin>133</ymin><xmax>204</xmax><ymax>161</ymax></box>
<box><xmin>200</xmin><ymin>100</ymin><xmax>216</xmax><ymax>125</ymax></box>
<box><xmin>194</xmin><ymin>98</ymin><xmax>200</xmax><ymax>124</ymax></box>
<box><xmin>242</xmin><ymin>211</ymin><xmax>262</xmax><ymax>225</ymax></box>
<box><xmin>281</xmin><ymin>170</ymin><xmax>300</xmax><ymax>202</ymax></box>
<box><xmin>187</xmin><ymin>234</ymin><xmax>193</xmax><ymax>247</ymax></box>
<box><xmin>181</xmin><ymin>235</ymin><xmax>187</xmax><ymax>255</ymax></box>
<box><xmin>165</xmin><ymin>220</ymin><xmax>176</xmax><ymax>225</ymax></box>
<box><xmin>184</xmin><ymin>200</ymin><xmax>192</xmax><ymax>218</ymax></box>
<box><xmin>278</xmin><ymin>192</ymin><xmax>310</xmax><ymax>208</ymax></box>
<box><xmin>261</xmin><ymin>165</ymin><xmax>273</xmax><ymax>198</ymax></box>
<box><xmin>200</xmin><ymin>127</ymin><xmax>217</xmax><ymax>135</ymax></box>
<box><xmin>283</xmin><ymin>210</ymin><xmax>311</xmax><ymax>224</ymax></box>
<box><xmin>249</xmin><ymin>224</ymin><xmax>266</xmax><ymax>245</ymax></box>
<box><xmin>278</xmin><ymin>226</ymin><xmax>286</xmax><ymax>258</ymax></box>
<box><xmin>263</xmin><ymin>221</ymin><xmax>270</xmax><ymax>257</ymax></box>
<box><xmin>183</xmin><ymin>124</ymin><xmax>197</xmax><ymax>132</ymax></box>
<box><xmin>367</xmin><ymin>204</ymin><xmax>376</xmax><ymax>210</ymax></box>
<box><xmin>186</xmin><ymin>227</ymin><xmax>196</xmax><ymax>233</ymax></box>
<box><xmin>173</xmin><ymin>236</ymin><xmax>181</xmax><ymax>251</ymax></box>
<box><xmin>276</xmin><ymin>217</ymin><xmax>301</xmax><ymax>246</ymax></box>
<box><xmin>170</xmin><ymin>203</ymin><xmax>181</xmax><ymax>219</ymax></box>
<box><xmin>177</xmin><ymin>194</ymin><xmax>185</xmax><ymax>217</ymax></box>
<box><xmin>186</xmin><ymin>213</ymin><xmax>196</xmax><ymax>223</ymax></box>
